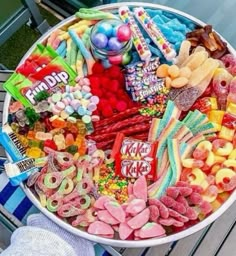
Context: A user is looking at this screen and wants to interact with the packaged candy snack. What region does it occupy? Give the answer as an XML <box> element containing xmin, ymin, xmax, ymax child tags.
<box><xmin>111</xmin><ymin>133</ymin><xmax>158</xmax><ymax>180</ymax></box>
<box><xmin>4</xmin><ymin>55</ymin><xmax>77</xmax><ymax>107</ymax></box>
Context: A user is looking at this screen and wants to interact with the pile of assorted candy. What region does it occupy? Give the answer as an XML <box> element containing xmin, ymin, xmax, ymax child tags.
<box><xmin>1</xmin><ymin>6</ymin><xmax>236</xmax><ymax>241</ymax></box>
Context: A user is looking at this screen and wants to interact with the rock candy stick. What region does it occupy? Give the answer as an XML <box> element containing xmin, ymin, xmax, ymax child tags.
<box><xmin>119</xmin><ymin>6</ymin><xmax>152</xmax><ymax>62</ymax></box>
<box><xmin>134</xmin><ymin>7</ymin><xmax>176</xmax><ymax>61</ymax></box>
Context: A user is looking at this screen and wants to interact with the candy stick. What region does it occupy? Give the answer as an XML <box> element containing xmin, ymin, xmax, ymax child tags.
<box><xmin>134</xmin><ymin>7</ymin><xmax>176</xmax><ymax>61</ymax></box>
<box><xmin>76</xmin><ymin>8</ymin><xmax>117</xmax><ymax>20</ymax></box>
<box><xmin>175</xmin><ymin>40</ymin><xmax>191</xmax><ymax>66</ymax></box>
<box><xmin>70</xmin><ymin>40</ymin><xmax>78</xmax><ymax>71</ymax></box>
<box><xmin>82</xmin><ymin>27</ymin><xmax>92</xmax><ymax>49</ymax></box>
<box><xmin>192</xmin><ymin>122</ymin><xmax>215</xmax><ymax>135</ymax></box>
<box><xmin>148</xmin><ymin>118</ymin><xmax>161</xmax><ymax>142</ymax></box>
<box><xmin>66</xmin><ymin>38</ymin><xmax>72</xmax><ymax>65</ymax></box>
<box><xmin>148</xmin><ymin>166</ymin><xmax>173</xmax><ymax>199</ymax></box>
<box><xmin>59</xmin><ymin>25</ymin><xmax>89</xmax><ymax>41</ymax></box>
<box><xmin>156</xmin><ymin>100</ymin><xmax>181</xmax><ymax>138</ymax></box>
<box><xmin>93</xmin><ymin>107</ymin><xmax>140</xmax><ymax>129</ymax></box>
<box><xmin>173</xmin><ymin>125</ymin><xmax>191</xmax><ymax>141</ymax></box>
<box><xmin>157</xmin><ymin>118</ymin><xmax>183</xmax><ymax>170</ymax></box>
<box><xmin>119</xmin><ymin>6</ymin><xmax>152</xmax><ymax>63</ymax></box>
<box><xmin>56</xmin><ymin>40</ymin><xmax>67</xmax><ymax>55</ymax></box>
<box><xmin>68</xmin><ymin>19</ymin><xmax>97</xmax><ymax>30</ymax></box>
<box><xmin>93</xmin><ymin>115</ymin><xmax>151</xmax><ymax>135</ymax></box>
<box><xmin>47</xmin><ymin>29</ymin><xmax>62</xmax><ymax>49</ymax></box>
<box><xmin>168</xmin><ymin>139</ymin><xmax>182</xmax><ymax>186</ymax></box>
<box><xmin>76</xmin><ymin>50</ymin><xmax>84</xmax><ymax>77</ymax></box>
<box><xmin>68</xmin><ymin>29</ymin><xmax>95</xmax><ymax>75</ymax></box>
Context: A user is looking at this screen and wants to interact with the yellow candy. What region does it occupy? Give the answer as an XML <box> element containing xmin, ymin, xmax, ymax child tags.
<box><xmin>222</xmin><ymin>159</ymin><xmax>236</xmax><ymax>170</ymax></box>
<box><xmin>229</xmin><ymin>149</ymin><xmax>236</xmax><ymax>160</ymax></box>
<box><xmin>226</xmin><ymin>102</ymin><xmax>236</xmax><ymax>115</ymax></box>
<box><xmin>26</xmin><ymin>147</ymin><xmax>43</xmax><ymax>158</ymax></box>
<box><xmin>208</xmin><ymin>110</ymin><xmax>224</xmax><ymax>131</ymax></box>
<box><xmin>156</xmin><ymin>64</ymin><xmax>169</xmax><ymax>78</ymax></box>
<box><xmin>179</xmin><ymin>66</ymin><xmax>192</xmax><ymax>79</ymax></box>
<box><xmin>168</xmin><ymin>65</ymin><xmax>180</xmax><ymax>78</ymax></box>
<box><xmin>171</xmin><ymin>77</ymin><xmax>188</xmax><ymax>88</ymax></box>
<box><xmin>218</xmin><ymin>126</ymin><xmax>235</xmax><ymax>141</ymax></box>
<box><xmin>190</xmin><ymin>168</ymin><xmax>209</xmax><ymax>190</ymax></box>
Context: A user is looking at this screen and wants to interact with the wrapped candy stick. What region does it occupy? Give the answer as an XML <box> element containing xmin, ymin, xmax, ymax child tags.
<box><xmin>68</xmin><ymin>29</ymin><xmax>95</xmax><ymax>75</ymax></box>
<box><xmin>134</xmin><ymin>7</ymin><xmax>176</xmax><ymax>61</ymax></box>
<box><xmin>119</xmin><ymin>6</ymin><xmax>152</xmax><ymax>63</ymax></box>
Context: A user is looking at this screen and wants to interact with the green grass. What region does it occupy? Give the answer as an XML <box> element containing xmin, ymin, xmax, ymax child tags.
<box><xmin>0</xmin><ymin>6</ymin><xmax>60</xmax><ymax>70</ymax></box>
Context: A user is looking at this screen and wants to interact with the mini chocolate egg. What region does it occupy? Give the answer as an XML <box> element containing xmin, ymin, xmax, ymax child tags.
<box><xmin>108</xmin><ymin>37</ymin><xmax>123</xmax><ymax>51</ymax></box>
<box><xmin>117</xmin><ymin>24</ymin><xmax>132</xmax><ymax>42</ymax></box>
<box><xmin>97</xmin><ymin>22</ymin><xmax>113</xmax><ymax>37</ymax></box>
<box><xmin>92</xmin><ymin>33</ymin><xmax>108</xmax><ymax>49</ymax></box>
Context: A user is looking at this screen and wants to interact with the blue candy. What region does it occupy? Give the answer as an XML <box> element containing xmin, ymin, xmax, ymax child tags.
<box><xmin>152</xmin><ymin>14</ymin><xmax>165</xmax><ymax>25</ymax></box>
<box><xmin>146</xmin><ymin>9</ymin><xmax>163</xmax><ymax>18</ymax></box>
<box><xmin>166</xmin><ymin>18</ymin><xmax>187</xmax><ymax>33</ymax></box>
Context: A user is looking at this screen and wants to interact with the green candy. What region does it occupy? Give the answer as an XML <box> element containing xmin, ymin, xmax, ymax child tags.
<box><xmin>24</xmin><ymin>107</ymin><xmax>40</xmax><ymax>127</ymax></box>
<box><xmin>34</xmin><ymin>90</ymin><xmax>50</xmax><ymax>101</ymax></box>
<box><xmin>66</xmin><ymin>145</ymin><xmax>78</xmax><ymax>155</ymax></box>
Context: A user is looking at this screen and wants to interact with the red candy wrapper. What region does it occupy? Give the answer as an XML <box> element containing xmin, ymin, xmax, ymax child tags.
<box><xmin>111</xmin><ymin>133</ymin><xmax>158</xmax><ymax>180</ymax></box>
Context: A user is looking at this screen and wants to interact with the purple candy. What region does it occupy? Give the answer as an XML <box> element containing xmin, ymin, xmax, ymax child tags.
<box><xmin>92</xmin><ymin>33</ymin><xmax>108</xmax><ymax>49</ymax></box>
<box><xmin>108</xmin><ymin>37</ymin><xmax>123</xmax><ymax>51</ymax></box>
